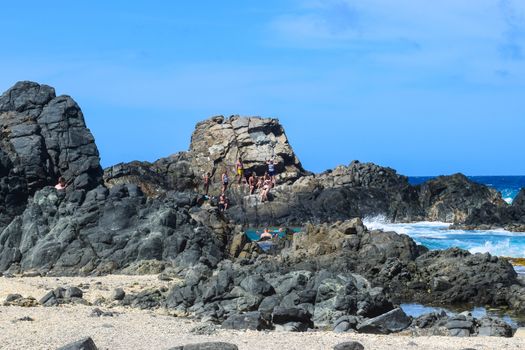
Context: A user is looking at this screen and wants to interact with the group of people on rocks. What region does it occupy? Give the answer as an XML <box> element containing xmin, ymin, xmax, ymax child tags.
<box><xmin>202</xmin><ymin>157</ymin><xmax>278</xmax><ymax>212</ymax></box>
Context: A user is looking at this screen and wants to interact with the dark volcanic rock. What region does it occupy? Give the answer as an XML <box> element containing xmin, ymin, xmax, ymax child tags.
<box><xmin>227</xmin><ymin>161</ymin><xmax>423</xmax><ymax>226</ymax></box>
<box><xmin>356</xmin><ymin>308</ymin><xmax>412</xmax><ymax>334</ymax></box>
<box><xmin>418</xmin><ymin>174</ymin><xmax>506</xmax><ymax>223</ymax></box>
<box><xmin>281</xmin><ymin>220</ymin><xmax>525</xmax><ymax>313</ymax></box>
<box><xmin>170</xmin><ymin>343</ymin><xmax>238</xmax><ymax>350</ymax></box>
<box><xmin>56</xmin><ymin>337</ymin><xmax>98</xmax><ymax>350</ymax></box>
<box><xmin>0</xmin><ymin>184</ymin><xmax>226</xmax><ymax>274</ymax></box>
<box><xmin>0</xmin><ymin>81</ymin><xmax>102</xmax><ymax>231</ymax></box>
<box><xmin>222</xmin><ymin>311</ymin><xmax>272</xmax><ymax>331</ymax></box>
<box><xmin>333</xmin><ymin>342</ymin><xmax>365</xmax><ymax>350</ymax></box>
<box><xmin>104</xmin><ymin>152</ymin><xmax>196</xmax><ymax>197</ymax></box>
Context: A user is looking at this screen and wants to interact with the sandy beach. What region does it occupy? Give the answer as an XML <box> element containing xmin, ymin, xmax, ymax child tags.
<box><xmin>1</xmin><ymin>275</ymin><xmax>524</xmax><ymax>350</ymax></box>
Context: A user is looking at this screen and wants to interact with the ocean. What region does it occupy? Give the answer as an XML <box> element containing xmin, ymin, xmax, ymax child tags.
<box><xmin>365</xmin><ymin>176</ymin><xmax>525</xmax><ymax>260</ymax></box>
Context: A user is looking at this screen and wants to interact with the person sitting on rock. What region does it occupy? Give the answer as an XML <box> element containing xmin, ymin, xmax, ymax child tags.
<box><xmin>218</xmin><ymin>193</ymin><xmax>229</xmax><ymax>212</ymax></box>
<box><xmin>221</xmin><ymin>171</ymin><xmax>229</xmax><ymax>194</ymax></box>
<box><xmin>260</xmin><ymin>176</ymin><xmax>272</xmax><ymax>202</ymax></box>
<box><xmin>249</xmin><ymin>172</ymin><xmax>257</xmax><ymax>195</ymax></box>
<box><xmin>235</xmin><ymin>158</ymin><xmax>244</xmax><ymax>185</ymax></box>
<box><xmin>266</xmin><ymin>159</ymin><xmax>276</xmax><ymax>186</ymax></box>
<box><xmin>203</xmin><ymin>172</ymin><xmax>211</xmax><ymax>196</ymax></box>
<box><xmin>256</xmin><ymin>174</ymin><xmax>264</xmax><ymax>190</ymax></box>
<box><xmin>54</xmin><ymin>177</ymin><xmax>67</xmax><ymax>190</ymax></box>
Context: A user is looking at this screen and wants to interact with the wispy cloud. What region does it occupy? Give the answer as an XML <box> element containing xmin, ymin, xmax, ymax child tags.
<box><xmin>499</xmin><ymin>0</ymin><xmax>525</xmax><ymax>60</ymax></box>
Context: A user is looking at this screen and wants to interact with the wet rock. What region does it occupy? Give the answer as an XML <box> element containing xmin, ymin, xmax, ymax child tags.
<box><xmin>418</xmin><ymin>173</ymin><xmax>506</xmax><ymax>223</ymax></box>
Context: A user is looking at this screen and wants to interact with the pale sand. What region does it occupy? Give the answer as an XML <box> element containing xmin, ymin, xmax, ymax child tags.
<box><xmin>0</xmin><ymin>276</ymin><xmax>524</xmax><ymax>350</ymax></box>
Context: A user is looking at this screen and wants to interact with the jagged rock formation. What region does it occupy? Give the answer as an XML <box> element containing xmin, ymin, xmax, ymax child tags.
<box><xmin>1</xmin><ymin>81</ymin><xmax>524</xmax><ymax>334</ymax></box>
<box><xmin>227</xmin><ymin>161</ymin><xmax>424</xmax><ymax>225</ymax></box>
<box><xmin>104</xmin><ymin>153</ymin><xmax>196</xmax><ymax>197</ymax></box>
<box><xmin>189</xmin><ymin>116</ymin><xmax>307</xmax><ymax>186</ymax></box>
<box><xmin>270</xmin><ymin>220</ymin><xmax>524</xmax><ymax>313</ymax></box>
<box><xmin>417</xmin><ymin>173</ymin><xmax>506</xmax><ymax>222</ymax></box>
<box><xmin>0</xmin><ymin>81</ymin><xmax>102</xmax><ymax>229</ymax></box>
<box><xmin>0</xmin><ymin>185</ymin><xmax>226</xmax><ymax>275</ymax></box>
<box><xmin>451</xmin><ymin>187</ymin><xmax>525</xmax><ymax>232</ymax></box>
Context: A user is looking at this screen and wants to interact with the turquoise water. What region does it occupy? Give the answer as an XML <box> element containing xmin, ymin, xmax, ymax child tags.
<box><xmin>364</xmin><ymin>219</ymin><xmax>525</xmax><ymax>259</ymax></box>
<box><xmin>245</xmin><ymin>227</ymin><xmax>302</xmax><ymax>242</ymax></box>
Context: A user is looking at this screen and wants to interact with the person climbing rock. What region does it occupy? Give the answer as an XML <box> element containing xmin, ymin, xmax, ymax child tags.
<box><xmin>267</xmin><ymin>159</ymin><xmax>276</xmax><ymax>186</ymax></box>
<box><xmin>203</xmin><ymin>172</ymin><xmax>211</xmax><ymax>195</ymax></box>
<box><xmin>219</xmin><ymin>193</ymin><xmax>229</xmax><ymax>212</ymax></box>
<box><xmin>249</xmin><ymin>172</ymin><xmax>257</xmax><ymax>195</ymax></box>
<box><xmin>54</xmin><ymin>177</ymin><xmax>67</xmax><ymax>190</ymax></box>
<box><xmin>236</xmin><ymin>158</ymin><xmax>244</xmax><ymax>185</ymax></box>
<box><xmin>222</xmin><ymin>171</ymin><xmax>229</xmax><ymax>194</ymax></box>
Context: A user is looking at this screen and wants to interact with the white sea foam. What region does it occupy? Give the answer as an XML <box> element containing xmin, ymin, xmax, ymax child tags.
<box><xmin>364</xmin><ymin>220</ymin><xmax>525</xmax><ymax>258</ymax></box>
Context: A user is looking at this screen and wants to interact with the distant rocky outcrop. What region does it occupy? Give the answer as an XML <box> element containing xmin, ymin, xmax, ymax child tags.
<box><xmin>417</xmin><ymin>173</ymin><xmax>506</xmax><ymax>222</ymax></box>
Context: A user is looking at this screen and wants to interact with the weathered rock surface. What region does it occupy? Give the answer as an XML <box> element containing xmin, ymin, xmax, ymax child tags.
<box><xmin>277</xmin><ymin>220</ymin><xmax>525</xmax><ymax>313</ymax></box>
<box><xmin>103</xmin><ymin>152</ymin><xmax>196</xmax><ymax>197</ymax></box>
<box><xmin>417</xmin><ymin>174</ymin><xmax>506</xmax><ymax>223</ymax></box>
<box><xmin>170</xmin><ymin>343</ymin><xmax>238</xmax><ymax>350</ymax></box>
<box><xmin>164</xmin><ymin>257</ymin><xmax>394</xmax><ymax>331</ymax></box>
<box><xmin>225</xmin><ymin>161</ymin><xmax>423</xmax><ymax>226</ymax></box>
<box><xmin>0</xmin><ymin>184</ymin><xmax>226</xmax><ymax>275</ymax></box>
<box><xmin>408</xmin><ymin>312</ymin><xmax>515</xmax><ymax>337</ymax></box>
<box><xmin>1</xmin><ymin>82</ymin><xmax>523</xmax><ymax>339</ymax></box>
<box><xmin>356</xmin><ymin>308</ymin><xmax>412</xmax><ymax>334</ymax></box>
<box><xmin>189</xmin><ymin>115</ymin><xmax>307</xmax><ymax>186</ymax></box>
<box><xmin>451</xmin><ymin>186</ymin><xmax>525</xmax><ymax>231</ymax></box>
<box><xmin>0</xmin><ymin>81</ymin><xmax>102</xmax><ymax>231</ymax></box>
<box><xmin>333</xmin><ymin>341</ymin><xmax>365</xmax><ymax>350</ymax></box>
<box><xmin>56</xmin><ymin>337</ymin><xmax>98</xmax><ymax>350</ymax></box>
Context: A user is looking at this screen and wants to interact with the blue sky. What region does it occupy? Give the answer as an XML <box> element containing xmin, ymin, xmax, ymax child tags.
<box><xmin>0</xmin><ymin>0</ymin><xmax>524</xmax><ymax>175</ymax></box>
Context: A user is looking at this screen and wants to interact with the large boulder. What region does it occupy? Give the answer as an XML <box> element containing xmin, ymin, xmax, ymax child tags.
<box><xmin>356</xmin><ymin>308</ymin><xmax>412</xmax><ymax>334</ymax></box>
<box><xmin>417</xmin><ymin>174</ymin><xmax>506</xmax><ymax>223</ymax></box>
<box><xmin>189</xmin><ymin>115</ymin><xmax>306</xmax><ymax>186</ymax></box>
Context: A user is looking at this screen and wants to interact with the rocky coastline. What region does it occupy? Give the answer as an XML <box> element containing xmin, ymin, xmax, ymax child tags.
<box><xmin>1</xmin><ymin>81</ymin><xmax>525</xmax><ymax>348</ymax></box>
